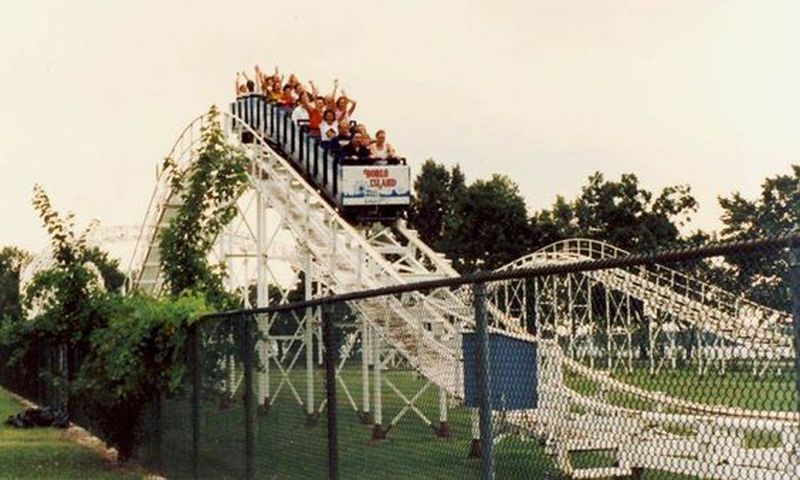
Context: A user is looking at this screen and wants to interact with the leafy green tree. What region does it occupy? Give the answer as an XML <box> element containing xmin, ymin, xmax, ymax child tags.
<box><xmin>83</xmin><ymin>246</ymin><xmax>125</xmax><ymax>293</ymax></box>
<box><xmin>0</xmin><ymin>185</ymin><xmax>113</xmax><ymax>439</ymax></box>
<box><xmin>719</xmin><ymin>165</ymin><xmax>800</xmax><ymax>240</ymax></box>
<box><xmin>531</xmin><ymin>172</ymin><xmax>698</xmax><ymax>253</ymax></box>
<box><xmin>714</xmin><ymin>165</ymin><xmax>800</xmax><ymax>308</ymax></box>
<box><xmin>449</xmin><ymin>164</ymin><xmax>467</xmax><ymax>202</ymax></box>
<box><xmin>409</xmin><ymin>159</ymin><xmax>462</xmax><ymax>250</ymax></box>
<box><xmin>443</xmin><ymin>174</ymin><xmax>533</xmax><ymax>272</ymax></box>
<box><xmin>530</xmin><ymin>195</ymin><xmax>579</xmax><ymax>248</ymax></box>
<box><xmin>574</xmin><ymin>173</ymin><xmax>697</xmax><ymax>251</ymax></box>
<box><xmin>20</xmin><ymin>185</ymin><xmax>105</xmax><ymax>353</ymax></box>
<box><xmin>159</xmin><ymin>106</ymin><xmax>249</xmax><ymax>305</ymax></box>
<box><xmin>409</xmin><ymin>162</ymin><xmax>700</xmax><ymax>273</ymax></box>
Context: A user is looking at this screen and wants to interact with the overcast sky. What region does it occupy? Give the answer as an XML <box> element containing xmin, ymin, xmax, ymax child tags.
<box><xmin>1</xmin><ymin>0</ymin><xmax>799</xmax><ymax>254</ymax></box>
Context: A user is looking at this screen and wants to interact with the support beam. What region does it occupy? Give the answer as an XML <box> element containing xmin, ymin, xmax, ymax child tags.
<box><xmin>359</xmin><ymin>319</ymin><xmax>371</xmax><ymax>424</ymax></box>
<box><xmin>435</xmin><ymin>387</ymin><xmax>450</xmax><ymax>438</ymax></box>
<box><xmin>304</xmin><ymin>250</ymin><xmax>317</xmax><ymax>425</ymax></box>
<box><xmin>322</xmin><ymin>305</ymin><xmax>339</xmax><ymax>480</ymax></box>
<box><xmin>468</xmin><ymin>408</ymin><xmax>481</xmax><ymax>458</ymax></box>
<box><xmin>256</xmin><ymin>187</ymin><xmax>270</xmax><ymax>412</ymax></box>
<box><xmin>371</xmin><ymin>331</ymin><xmax>385</xmax><ymax>440</ymax></box>
<box><xmin>605</xmin><ymin>288</ymin><xmax>612</xmax><ymax>371</ymax></box>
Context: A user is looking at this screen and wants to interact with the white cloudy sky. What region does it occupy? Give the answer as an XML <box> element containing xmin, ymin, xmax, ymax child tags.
<box><xmin>1</xmin><ymin>0</ymin><xmax>799</xmax><ymax>254</ymax></box>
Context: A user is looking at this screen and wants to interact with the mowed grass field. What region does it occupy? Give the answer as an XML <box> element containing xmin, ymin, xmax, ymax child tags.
<box><xmin>3</xmin><ymin>359</ymin><xmax>792</xmax><ymax>479</ymax></box>
<box><xmin>150</xmin><ymin>361</ymin><xmax>794</xmax><ymax>479</ymax></box>
<box><xmin>0</xmin><ymin>387</ymin><xmax>148</xmax><ymax>480</ymax></box>
<box><xmin>155</xmin><ymin>367</ymin><xmax>559</xmax><ymax>479</ymax></box>
<box><xmin>612</xmin><ymin>363</ymin><xmax>796</xmax><ymax>411</ymax></box>
<box><xmin>561</xmin><ymin>360</ymin><xmax>796</xmax><ymax>415</ymax></box>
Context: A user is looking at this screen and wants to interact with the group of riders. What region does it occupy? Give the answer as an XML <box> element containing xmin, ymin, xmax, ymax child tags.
<box><xmin>236</xmin><ymin>66</ymin><xmax>399</xmax><ymax>165</ymax></box>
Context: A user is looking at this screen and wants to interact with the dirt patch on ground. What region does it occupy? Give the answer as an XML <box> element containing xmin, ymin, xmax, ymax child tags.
<box><xmin>61</xmin><ymin>425</ymin><xmax>118</xmax><ymax>462</ymax></box>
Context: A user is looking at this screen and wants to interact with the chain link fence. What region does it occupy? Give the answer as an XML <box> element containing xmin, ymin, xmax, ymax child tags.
<box><xmin>2</xmin><ymin>235</ymin><xmax>800</xmax><ymax>479</ymax></box>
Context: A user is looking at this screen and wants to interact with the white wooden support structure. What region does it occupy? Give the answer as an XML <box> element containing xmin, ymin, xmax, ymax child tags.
<box><xmin>255</xmin><ymin>184</ymin><xmax>270</xmax><ymax>411</ymax></box>
<box><xmin>371</xmin><ymin>329</ymin><xmax>385</xmax><ymax>440</ymax></box>
<box><xmin>122</xmin><ymin>111</ymin><xmax>800</xmax><ymax>480</ymax></box>
<box><xmin>304</xmin><ymin>249</ymin><xmax>316</xmax><ymax>424</ymax></box>
<box><xmin>360</xmin><ymin>319</ymin><xmax>371</xmax><ymax>424</ymax></box>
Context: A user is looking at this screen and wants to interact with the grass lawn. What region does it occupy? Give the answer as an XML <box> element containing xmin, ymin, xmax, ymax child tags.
<box><xmin>154</xmin><ymin>362</ymin><xmax>763</xmax><ymax>479</ymax></box>
<box><xmin>561</xmin><ymin>360</ymin><xmax>796</xmax><ymax>414</ymax></box>
<box><xmin>153</xmin><ymin>367</ymin><xmax>561</xmax><ymax>479</ymax></box>
<box><xmin>5</xmin><ymin>357</ymin><xmax>788</xmax><ymax>479</ymax></box>
<box><xmin>0</xmin><ymin>387</ymin><xmax>148</xmax><ymax>480</ymax></box>
<box><xmin>612</xmin><ymin>364</ymin><xmax>796</xmax><ymax>411</ymax></box>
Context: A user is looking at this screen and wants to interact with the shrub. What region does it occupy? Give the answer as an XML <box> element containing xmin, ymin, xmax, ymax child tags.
<box><xmin>75</xmin><ymin>292</ymin><xmax>210</xmax><ymax>459</ymax></box>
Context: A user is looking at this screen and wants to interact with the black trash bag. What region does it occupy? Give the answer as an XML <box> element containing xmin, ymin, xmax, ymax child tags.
<box><xmin>51</xmin><ymin>409</ymin><xmax>69</xmax><ymax>429</ymax></box>
<box><xmin>4</xmin><ymin>407</ymin><xmax>69</xmax><ymax>429</ymax></box>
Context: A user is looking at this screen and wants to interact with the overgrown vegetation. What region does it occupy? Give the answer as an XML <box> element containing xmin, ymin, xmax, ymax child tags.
<box><xmin>159</xmin><ymin>105</ymin><xmax>249</xmax><ymax>303</ymax></box>
<box><xmin>0</xmin><ymin>106</ymin><xmax>248</xmax><ymax>460</ymax></box>
<box><xmin>0</xmin><ymin>186</ymin><xmax>213</xmax><ymax>459</ymax></box>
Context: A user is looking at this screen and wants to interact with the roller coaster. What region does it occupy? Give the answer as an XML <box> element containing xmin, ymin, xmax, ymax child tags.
<box><xmin>25</xmin><ymin>92</ymin><xmax>798</xmax><ymax>477</ymax></box>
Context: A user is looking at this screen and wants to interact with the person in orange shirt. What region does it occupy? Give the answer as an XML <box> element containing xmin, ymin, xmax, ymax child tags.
<box><xmin>279</xmin><ymin>84</ymin><xmax>296</xmax><ymax>108</ymax></box>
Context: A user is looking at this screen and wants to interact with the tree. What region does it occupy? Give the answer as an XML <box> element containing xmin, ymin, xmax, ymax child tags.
<box><xmin>575</xmin><ymin>173</ymin><xmax>697</xmax><ymax>251</ymax></box>
<box><xmin>408</xmin><ymin>159</ymin><xmax>461</xmax><ymax>250</ymax></box>
<box><xmin>531</xmin><ymin>172</ymin><xmax>698</xmax><ymax>253</ymax></box>
<box><xmin>21</xmin><ymin>185</ymin><xmax>105</xmax><ymax>350</ymax></box>
<box><xmin>83</xmin><ymin>247</ymin><xmax>125</xmax><ymax>293</ymax></box>
<box><xmin>0</xmin><ymin>247</ymin><xmax>30</xmax><ymax>322</ymax></box>
<box><xmin>409</xmin><ymin>164</ymin><xmax>699</xmax><ymax>273</ymax></box>
<box><xmin>530</xmin><ymin>195</ymin><xmax>579</xmax><ymax>249</ymax></box>
<box><xmin>715</xmin><ymin>165</ymin><xmax>800</xmax><ymax>309</ymax></box>
<box><xmin>0</xmin><ymin>185</ymin><xmax>213</xmax><ymax>460</ymax></box>
<box><xmin>449</xmin><ymin>164</ymin><xmax>467</xmax><ymax>201</ymax></box>
<box><xmin>75</xmin><ymin>292</ymin><xmax>209</xmax><ymax>459</ymax></box>
<box><xmin>442</xmin><ymin>174</ymin><xmax>533</xmax><ymax>272</ymax></box>
<box><xmin>719</xmin><ymin>165</ymin><xmax>799</xmax><ymax>240</ymax></box>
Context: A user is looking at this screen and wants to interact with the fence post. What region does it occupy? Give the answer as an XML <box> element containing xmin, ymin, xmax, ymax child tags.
<box><xmin>188</xmin><ymin>324</ymin><xmax>200</xmax><ymax>480</ymax></box>
<box><xmin>65</xmin><ymin>344</ymin><xmax>74</xmax><ymax>417</ymax></box>
<box><xmin>789</xmin><ymin>243</ymin><xmax>800</xmax><ymax>413</ymax></box>
<box><xmin>152</xmin><ymin>393</ymin><xmax>163</xmax><ymax>468</ymax></box>
<box><xmin>323</xmin><ymin>304</ymin><xmax>339</xmax><ymax>480</ymax></box>
<box><xmin>473</xmin><ymin>282</ymin><xmax>495</xmax><ymax>480</ymax></box>
<box><xmin>243</xmin><ymin>316</ymin><xmax>256</xmax><ymax>480</ymax></box>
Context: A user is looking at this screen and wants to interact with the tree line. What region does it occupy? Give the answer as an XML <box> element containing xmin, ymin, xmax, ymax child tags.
<box><xmin>1</xmin><ymin>162</ymin><xmax>798</xmax><ymax>320</ymax></box>
<box><xmin>409</xmin><ymin>160</ymin><xmax>798</xmax><ymax>308</ymax></box>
